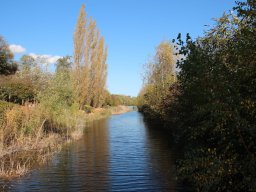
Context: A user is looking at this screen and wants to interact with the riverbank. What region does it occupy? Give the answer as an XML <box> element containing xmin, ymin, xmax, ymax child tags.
<box><xmin>0</xmin><ymin>103</ymin><xmax>134</xmax><ymax>179</ymax></box>
<box><xmin>3</xmin><ymin>110</ymin><xmax>182</xmax><ymax>191</ymax></box>
<box><xmin>0</xmin><ymin>102</ymin><xmax>112</xmax><ymax>179</ymax></box>
<box><xmin>109</xmin><ymin>105</ymin><xmax>133</xmax><ymax>115</ymax></box>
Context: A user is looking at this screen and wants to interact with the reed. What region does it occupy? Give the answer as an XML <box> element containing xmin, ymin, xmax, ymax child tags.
<box><xmin>0</xmin><ymin>102</ymin><xmax>110</xmax><ymax>178</ymax></box>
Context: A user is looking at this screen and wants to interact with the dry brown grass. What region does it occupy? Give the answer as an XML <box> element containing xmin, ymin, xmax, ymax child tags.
<box><xmin>0</xmin><ymin>103</ymin><xmax>111</xmax><ymax>179</ymax></box>
<box><xmin>0</xmin><ymin>132</ymin><xmax>62</xmax><ymax>179</ymax></box>
<box><xmin>0</xmin><ymin>105</ymin><xmax>63</xmax><ymax>178</ymax></box>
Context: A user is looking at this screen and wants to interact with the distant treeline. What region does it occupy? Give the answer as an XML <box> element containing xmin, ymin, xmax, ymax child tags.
<box><xmin>106</xmin><ymin>94</ymin><xmax>137</xmax><ymax>106</ymax></box>
<box><xmin>138</xmin><ymin>1</ymin><xmax>255</xmax><ymax>191</ymax></box>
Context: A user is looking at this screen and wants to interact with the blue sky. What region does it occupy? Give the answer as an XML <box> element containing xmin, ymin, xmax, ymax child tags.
<box><xmin>1</xmin><ymin>0</ymin><xmax>237</xmax><ymax>96</ymax></box>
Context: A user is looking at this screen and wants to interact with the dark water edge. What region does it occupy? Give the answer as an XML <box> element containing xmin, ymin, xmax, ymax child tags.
<box><xmin>1</xmin><ymin>111</ymin><xmax>191</xmax><ymax>192</ymax></box>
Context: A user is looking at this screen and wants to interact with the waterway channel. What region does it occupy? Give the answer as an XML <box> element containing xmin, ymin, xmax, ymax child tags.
<box><xmin>3</xmin><ymin>111</ymin><xmax>186</xmax><ymax>191</ymax></box>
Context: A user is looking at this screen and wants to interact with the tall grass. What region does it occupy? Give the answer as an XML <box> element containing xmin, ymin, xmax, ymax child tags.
<box><xmin>0</xmin><ymin>103</ymin><xmax>64</xmax><ymax>178</ymax></box>
<box><xmin>0</xmin><ymin>100</ymin><xmax>111</xmax><ymax>178</ymax></box>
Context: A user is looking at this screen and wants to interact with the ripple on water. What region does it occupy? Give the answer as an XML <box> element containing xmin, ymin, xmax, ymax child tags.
<box><xmin>4</xmin><ymin>111</ymin><xmax>185</xmax><ymax>192</ymax></box>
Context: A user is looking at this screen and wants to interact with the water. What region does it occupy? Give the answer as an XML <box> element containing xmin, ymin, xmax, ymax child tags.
<box><xmin>2</xmin><ymin>111</ymin><xmax>185</xmax><ymax>191</ymax></box>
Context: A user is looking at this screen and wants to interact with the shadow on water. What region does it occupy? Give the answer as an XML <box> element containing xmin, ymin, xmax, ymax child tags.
<box><xmin>142</xmin><ymin>117</ymin><xmax>192</xmax><ymax>192</ymax></box>
<box><xmin>1</xmin><ymin>111</ymin><xmax>190</xmax><ymax>191</ymax></box>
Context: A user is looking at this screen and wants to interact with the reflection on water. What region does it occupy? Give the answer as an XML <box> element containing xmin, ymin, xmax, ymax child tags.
<box><xmin>3</xmin><ymin>111</ymin><xmax>186</xmax><ymax>191</ymax></box>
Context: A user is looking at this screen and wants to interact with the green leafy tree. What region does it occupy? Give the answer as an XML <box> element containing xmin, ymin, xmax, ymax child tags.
<box><xmin>19</xmin><ymin>55</ymin><xmax>36</xmax><ymax>72</ymax></box>
<box><xmin>55</xmin><ymin>56</ymin><xmax>72</xmax><ymax>74</ymax></box>
<box><xmin>172</xmin><ymin>1</ymin><xmax>256</xmax><ymax>191</ymax></box>
<box><xmin>0</xmin><ymin>36</ymin><xmax>17</xmax><ymax>75</ymax></box>
<box><xmin>139</xmin><ymin>1</ymin><xmax>255</xmax><ymax>191</ymax></box>
<box><xmin>0</xmin><ymin>82</ymin><xmax>35</xmax><ymax>104</ymax></box>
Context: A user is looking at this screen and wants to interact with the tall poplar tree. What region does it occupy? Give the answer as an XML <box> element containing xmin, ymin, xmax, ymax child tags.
<box><xmin>73</xmin><ymin>4</ymin><xmax>108</xmax><ymax>109</ymax></box>
<box><xmin>73</xmin><ymin>4</ymin><xmax>86</xmax><ymax>108</ymax></box>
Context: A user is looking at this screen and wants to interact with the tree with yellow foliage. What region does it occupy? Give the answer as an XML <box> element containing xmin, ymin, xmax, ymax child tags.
<box><xmin>140</xmin><ymin>41</ymin><xmax>176</xmax><ymax>115</ymax></box>
<box><xmin>73</xmin><ymin>4</ymin><xmax>108</xmax><ymax>109</ymax></box>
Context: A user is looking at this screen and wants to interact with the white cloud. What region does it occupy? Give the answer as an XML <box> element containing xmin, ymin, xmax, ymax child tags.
<box><xmin>29</xmin><ymin>53</ymin><xmax>61</xmax><ymax>65</ymax></box>
<box><xmin>9</xmin><ymin>44</ymin><xmax>26</xmax><ymax>53</ymax></box>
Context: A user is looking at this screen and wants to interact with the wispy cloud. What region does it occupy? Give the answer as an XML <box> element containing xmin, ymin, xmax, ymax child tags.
<box><xmin>9</xmin><ymin>44</ymin><xmax>26</xmax><ymax>53</ymax></box>
<box><xmin>29</xmin><ymin>53</ymin><xmax>61</xmax><ymax>65</ymax></box>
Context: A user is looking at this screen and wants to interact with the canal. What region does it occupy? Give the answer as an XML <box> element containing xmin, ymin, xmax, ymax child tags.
<box><xmin>4</xmin><ymin>111</ymin><xmax>185</xmax><ymax>191</ymax></box>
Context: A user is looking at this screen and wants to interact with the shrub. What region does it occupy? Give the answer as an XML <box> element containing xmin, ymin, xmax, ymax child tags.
<box><xmin>0</xmin><ymin>82</ymin><xmax>35</xmax><ymax>104</ymax></box>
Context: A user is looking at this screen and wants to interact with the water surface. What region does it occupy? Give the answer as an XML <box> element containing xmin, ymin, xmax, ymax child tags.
<box><xmin>3</xmin><ymin>111</ymin><xmax>185</xmax><ymax>191</ymax></box>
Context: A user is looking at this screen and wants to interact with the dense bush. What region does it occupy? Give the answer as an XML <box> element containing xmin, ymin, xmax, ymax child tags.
<box><xmin>0</xmin><ymin>82</ymin><xmax>35</xmax><ymax>104</ymax></box>
<box><xmin>139</xmin><ymin>1</ymin><xmax>256</xmax><ymax>191</ymax></box>
<box><xmin>172</xmin><ymin>2</ymin><xmax>256</xmax><ymax>191</ymax></box>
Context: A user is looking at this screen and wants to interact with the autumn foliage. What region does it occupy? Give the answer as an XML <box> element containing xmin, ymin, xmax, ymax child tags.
<box><xmin>139</xmin><ymin>1</ymin><xmax>256</xmax><ymax>191</ymax></box>
<box><xmin>73</xmin><ymin>4</ymin><xmax>108</xmax><ymax>109</ymax></box>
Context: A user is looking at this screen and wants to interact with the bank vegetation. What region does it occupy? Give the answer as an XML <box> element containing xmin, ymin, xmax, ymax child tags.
<box><xmin>138</xmin><ymin>1</ymin><xmax>256</xmax><ymax>191</ymax></box>
<box><xmin>0</xmin><ymin>4</ymin><xmax>133</xmax><ymax>178</ymax></box>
